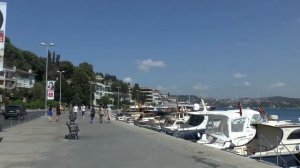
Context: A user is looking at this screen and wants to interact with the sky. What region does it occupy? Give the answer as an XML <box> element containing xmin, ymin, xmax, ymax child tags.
<box><xmin>4</xmin><ymin>0</ymin><xmax>300</xmax><ymax>98</ymax></box>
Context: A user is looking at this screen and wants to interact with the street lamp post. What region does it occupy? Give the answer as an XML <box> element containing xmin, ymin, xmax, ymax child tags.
<box><xmin>89</xmin><ymin>81</ymin><xmax>95</xmax><ymax>107</ymax></box>
<box><xmin>57</xmin><ymin>70</ymin><xmax>65</xmax><ymax>105</ymax></box>
<box><xmin>40</xmin><ymin>42</ymin><xmax>55</xmax><ymax>117</ymax></box>
<box><xmin>116</xmin><ymin>86</ymin><xmax>120</xmax><ymax>109</ymax></box>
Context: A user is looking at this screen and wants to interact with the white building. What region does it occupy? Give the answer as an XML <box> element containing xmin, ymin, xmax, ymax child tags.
<box><xmin>15</xmin><ymin>69</ymin><xmax>36</xmax><ymax>88</ymax></box>
<box><xmin>92</xmin><ymin>82</ymin><xmax>113</xmax><ymax>106</ymax></box>
<box><xmin>138</xmin><ymin>87</ymin><xmax>163</xmax><ymax>105</ymax></box>
<box><xmin>0</xmin><ymin>67</ymin><xmax>36</xmax><ymax>89</ymax></box>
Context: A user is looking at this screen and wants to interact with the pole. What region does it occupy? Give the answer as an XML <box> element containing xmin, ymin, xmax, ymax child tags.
<box><xmin>90</xmin><ymin>83</ymin><xmax>92</xmax><ymax>107</ymax></box>
<box><xmin>59</xmin><ymin>72</ymin><xmax>62</xmax><ymax>105</ymax></box>
<box><xmin>117</xmin><ymin>86</ymin><xmax>120</xmax><ymax>109</ymax></box>
<box><xmin>40</xmin><ymin>42</ymin><xmax>54</xmax><ymax>117</ymax></box>
<box><xmin>57</xmin><ymin>71</ymin><xmax>64</xmax><ymax>105</ymax></box>
<box><xmin>89</xmin><ymin>81</ymin><xmax>95</xmax><ymax>107</ymax></box>
<box><xmin>45</xmin><ymin>46</ymin><xmax>48</xmax><ymax>117</ymax></box>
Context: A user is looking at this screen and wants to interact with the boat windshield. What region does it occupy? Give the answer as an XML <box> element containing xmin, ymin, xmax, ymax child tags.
<box><xmin>205</xmin><ymin>116</ymin><xmax>229</xmax><ymax>138</ymax></box>
<box><xmin>250</xmin><ymin>114</ymin><xmax>267</xmax><ymax>124</ymax></box>
<box><xmin>231</xmin><ymin>118</ymin><xmax>246</xmax><ymax>132</ymax></box>
<box><xmin>185</xmin><ymin>115</ymin><xmax>205</xmax><ymax>127</ymax></box>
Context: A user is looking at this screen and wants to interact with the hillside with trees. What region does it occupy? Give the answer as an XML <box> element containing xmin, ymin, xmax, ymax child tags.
<box><xmin>2</xmin><ymin>37</ymin><xmax>131</xmax><ymax>108</ymax></box>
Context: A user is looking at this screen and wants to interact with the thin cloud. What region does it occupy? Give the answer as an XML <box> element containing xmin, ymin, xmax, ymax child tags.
<box><xmin>244</xmin><ymin>81</ymin><xmax>251</xmax><ymax>86</ymax></box>
<box><xmin>296</xmin><ymin>18</ymin><xmax>300</xmax><ymax>23</ymax></box>
<box><xmin>233</xmin><ymin>73</ymin><xmax>247</xmax><ymax>79</ymax></box>
<box><xmin>137</xmin><ymin>59</ymin><xmax>166</xmax><ymax>72</ymax></box>
<box><xmin>123</xmin><ymin>77</ymin><xmax>133</xmax><ymax>84</ymax></box>
<box><xmin>270</xmin><ymin>82</ymin><xmax>286</xmax><ymax>88</ymax></box>
<box><xmin>193</xmin><ymin>83</ymin><xmax>210</xmax><ymax>91</ymax></box>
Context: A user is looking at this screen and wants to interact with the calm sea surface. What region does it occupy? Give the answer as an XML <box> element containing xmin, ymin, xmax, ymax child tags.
<box><xmin>264</xmin><ymin>108</ymin><xmax>300</xmax><ymax>122</ymax></box>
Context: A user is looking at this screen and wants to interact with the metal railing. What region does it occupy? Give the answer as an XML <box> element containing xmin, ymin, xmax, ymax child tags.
<box><xmin>259</xmin><ymin>134</ymin><xmax>300</xmax><ymax>167</ymax></box>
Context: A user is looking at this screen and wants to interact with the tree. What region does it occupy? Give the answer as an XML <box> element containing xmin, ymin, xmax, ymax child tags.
<box><xmin>71</xmin><ymin>93</ymin><xmax>82</xmax><ymax>105</ymax></box>
<box><xmin>98</xmin><ymin>96</ymin><xmax>110</xmax><ymax>106</ymax></box>
<box><xmin>70</xmin><ymin>68</ymin><xmax>91</xmax><ymax>105</ymax></box>
<box><xmin>78</xmin><ymin>62</ymin><xmax>94</xmax><ymax>81</ymax></box>
<box><xmin>31</xmin><ymin>82</ymin><xmax>45</xmax><ymax>102</ymax></box>
<box><xmin>56</xmin><ymin>54</ymin><xmax>60</xmax><ymax>65</ymax></box>
<box><xmin>59</xmin><ymin>61</ymin><xmax>74</xmax><ymax>79</ymax></box>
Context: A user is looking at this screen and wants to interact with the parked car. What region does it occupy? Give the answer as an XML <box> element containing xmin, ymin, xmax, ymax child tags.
<box><xmin>2</xmin><ymin>105</ymin><xmax>27</xmax><ymax>120</ymax></box>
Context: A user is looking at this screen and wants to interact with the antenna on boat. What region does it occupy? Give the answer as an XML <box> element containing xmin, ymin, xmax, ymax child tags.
<box><xmin>201</xmin><ymin>99</ymin><xmax>208</xmax><ymax>111</ymax></box>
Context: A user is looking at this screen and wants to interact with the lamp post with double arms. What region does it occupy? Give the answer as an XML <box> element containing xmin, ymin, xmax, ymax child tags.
<box><xmin>89</xmin><ymin>81</ymin><xmax>95</xmax><ymax>108</ymax></box>
<box><xmin>116</xmin><ymin>86</ymin><xmax>120</xmax><ymax>109</ymax></box>
<box><xmin>57</xmin><ymin>70</ymin><xmax>65</xmax><ymax>105</ymax></box>
<box><xmin>40</xmin><ymin>42</ymin><xmax>55</xmax><ymax>117</ymax></box>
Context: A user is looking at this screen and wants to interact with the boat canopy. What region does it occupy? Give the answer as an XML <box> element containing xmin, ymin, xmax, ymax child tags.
<box><xmin>245</xmin><ymin>124</ymin><xmax>283</xmax><ymax>152</ymax></box>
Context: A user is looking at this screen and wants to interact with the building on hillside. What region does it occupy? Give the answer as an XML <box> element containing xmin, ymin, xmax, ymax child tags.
<box><xmin>0</xmin><ymin>67</ymin><xmax>16</xmax><ymax>89</ymax></box>
<box><xmin>92</xmin><ymin>82</ymin><xmax>113</xmax><ymax>106</ymax></box>
<box><xmin>15</xmin><ymin>69</ymin><xmax>36</xmax><ymax>88</ymax></box>
<box><xmin>0</xmin><ymin>67</ymin><xmax>36</xmax><ymax>90</ymax></box>
<box><xmin>139</xmin><ymin>87</ymin><xmax>163</xmax><ymax>105</ymax></box>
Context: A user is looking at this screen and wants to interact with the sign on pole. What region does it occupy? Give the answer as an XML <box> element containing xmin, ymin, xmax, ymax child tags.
<box><xmin>0</xmin><ymin>2</ymin><xmax>7</xmax><ymax>71</ymax></box>
<box><xmin>47</xmin><ymin>81</ymin><xmax>55</xmax><ymax>100</ymax></box>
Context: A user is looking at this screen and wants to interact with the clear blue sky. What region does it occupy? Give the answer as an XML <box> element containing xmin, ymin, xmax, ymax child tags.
<box><xmin>5</xmin><ymin>0</ymin><xmax>300</xmax><ymax>98</ymax></box>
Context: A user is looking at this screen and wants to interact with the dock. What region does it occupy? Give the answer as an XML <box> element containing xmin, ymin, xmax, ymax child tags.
<box><xmin>0</xmin><ymin>113</ymin><xmax>277</xmax><ymax>168</ymax></box>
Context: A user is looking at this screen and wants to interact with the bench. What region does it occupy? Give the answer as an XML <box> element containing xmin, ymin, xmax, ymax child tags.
<box><xmin>66</xmin><ymin>122</ymin><xmax>80</xmax><ymax>140</ymax></box>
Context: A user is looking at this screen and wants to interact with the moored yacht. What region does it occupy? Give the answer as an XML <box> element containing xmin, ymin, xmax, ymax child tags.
<box><xmin>236</xmin><ymin>122</ymin><xmax>300</xmax><ymax>167</ymax></box>
<box><xmin>197</xmin><ymin>108</ymin><xmax>265</xmax><ymax>149</ymax></box>
<box><xmin>165</xmin><ymin>99</ymin><xmax>210</xmax><ymax>141</ymax></box>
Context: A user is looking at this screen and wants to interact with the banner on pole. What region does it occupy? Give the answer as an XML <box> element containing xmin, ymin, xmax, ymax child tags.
<box><xmin>47</xmin><ymin>81</ymin><xmax>55</xmax><ymax>100</ymax></box>
<box><xmin>0</xmin><ymin>2</ymin><xmax>7</xmax><ymax>71</ymax></box>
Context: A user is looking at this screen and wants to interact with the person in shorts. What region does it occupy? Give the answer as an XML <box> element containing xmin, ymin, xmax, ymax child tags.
<box><xmin>81</xmin><ymin>104</ymin><xmax>86</xmax><ymax>119</ymax></box>
<box><xmin>90</xmin><ymin>105</ymin><xmax>96</xmax><ymax>123</ymax></box>
<box><xmin>55</xmin><ymin>104</ymin><xmax>61</xmax><ymax>122</ymax></box>
<box><xmin>48</xmin><ymin>105</ymin><xmax>53</xmax><ymax>122</ymax></box>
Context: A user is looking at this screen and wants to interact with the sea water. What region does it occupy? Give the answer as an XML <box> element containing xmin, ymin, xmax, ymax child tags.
<box><xmin>266</xmin><ymin>108</ymin><xmax>300</xmax><ymax>123</ymax></box>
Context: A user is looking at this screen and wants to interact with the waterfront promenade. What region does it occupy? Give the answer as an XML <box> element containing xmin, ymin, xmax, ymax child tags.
<box><xmin>0</xmin><ymin>113</ymin><xmax>277</xmax><ymax>168</ymax></box>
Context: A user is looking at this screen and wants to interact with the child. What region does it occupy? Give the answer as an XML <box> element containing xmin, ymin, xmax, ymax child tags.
<box><xmin>48</xmin><ymin>105</ymin><xmax>53</xmax><ymax>122</ymax></box>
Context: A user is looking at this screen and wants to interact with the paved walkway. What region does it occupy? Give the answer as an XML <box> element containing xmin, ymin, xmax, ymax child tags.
<box><xmin>0</xmin><ymin>113</ymin><xmax>277</xmax><ymax>168</ymax></box>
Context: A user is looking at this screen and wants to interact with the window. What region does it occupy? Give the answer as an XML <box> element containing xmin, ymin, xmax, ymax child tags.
<box><xmin>187</xmin><ymin>115</ymin><xmax>204</xmax><ymax>127</ymax></box>
<box><xmin>251</xmin><ymin>114</ymin><xmax>267</xmax><ymax>124</ymax></box>
<box><xmin>231</xmin><ymin>118</ymin><xmax>246</xmax><ymax>132</ymax></box>
<box><xmin>287</xmin><ymin>129</ymin><xmax>300</xmax><ymax>139</ymax></box>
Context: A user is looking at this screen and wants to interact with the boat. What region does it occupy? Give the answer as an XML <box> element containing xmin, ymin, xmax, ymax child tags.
<box><xmin>164</xmin><ymin>99</ymin><xmax>210</xmax><ymax>141</ymax></box>
<box><xmin>235</xmin><ymin>120</ymin><xmax>300</xmax><ymax>167</ymax></box>
<box><xmin>197</xmin><ymin>108</ymin><xmax>265</xmax><ymax>149</ymax></box>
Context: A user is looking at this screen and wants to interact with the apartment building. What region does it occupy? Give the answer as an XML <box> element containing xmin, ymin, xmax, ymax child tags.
<box><xmin>0</xmin><ymin>67</ymin><xmax>36</xmax><ymax>90</ymax></box>
<box><xmin>92</xmin><ymin>82</ymin><xmax>113</xmax><ymax>106</ymax></box>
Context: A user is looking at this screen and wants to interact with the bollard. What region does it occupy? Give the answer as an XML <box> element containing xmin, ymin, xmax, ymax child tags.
<box><xmin>0</xmin><ymin>124</ymin><xmax>2</xmax><ymax>132</ymax></box>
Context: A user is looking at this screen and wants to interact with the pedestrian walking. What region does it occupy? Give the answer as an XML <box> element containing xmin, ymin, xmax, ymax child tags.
<box><xmin>73</xmin><ymin>104</ymin><xmax>78</xmax><ymax>117</ymax></box>
<box><xmin>107</xmin><ymin>106</ymin><xmax>112</xmax><ymax>123</ymax></box>
<box><xmin>81</xmin><ymin>104</ymin><xmax>86</xmax><ymax>119</ymax></box>
<box><xmin>55</xmin><ymin>104</ymin><xmax>61</xmax><ymax>122</ymax></box>
<box><xmin>90</xmin><ymin>105</ymin><xmax>95</xmax><ymax>123</ymax></box>
<box><xmin>98</xmin><ymin>105</ymin><xmax>104</xmax><ymax>123</ymax></box>
<box><xmin>48</xmin><ymin>105</ymin><xmax>53</xmax><ymax>122</ymax></box>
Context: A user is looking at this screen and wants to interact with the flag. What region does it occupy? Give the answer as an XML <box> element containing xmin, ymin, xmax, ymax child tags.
<box><xmin>258</xmin><ymin>105</ymin><xmax>266</xmax><ymax>115</ymax></box>
<box><xmin>238</xmin><ymin>102</ymin><xmax>242</xmax><ymax>116</ymax></box>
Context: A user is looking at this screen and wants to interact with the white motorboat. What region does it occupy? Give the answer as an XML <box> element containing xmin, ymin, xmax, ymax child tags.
<box><xmin>165</xmin><ymin>99</ymin><xmax>210</xmax><ymax>141</ymax></box>
<box><xmin>197</xmin><ymin>108</ymin><xmax>265</xmax><ymax>149</ymax></box>
<box><xmin>236</xmin><ymin>121</ymin><xmax>300</xmax><ymax>167</ymax></box>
